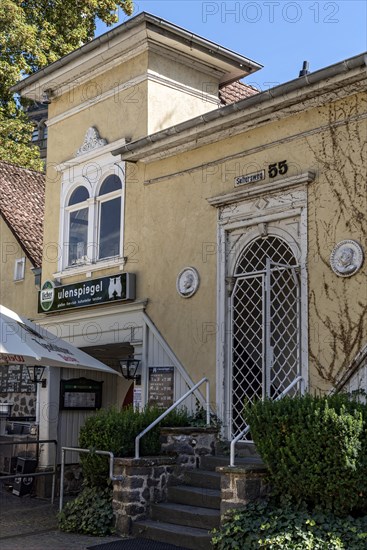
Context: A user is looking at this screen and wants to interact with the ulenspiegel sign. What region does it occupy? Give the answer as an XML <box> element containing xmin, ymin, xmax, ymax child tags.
<box><xmin>38</xmin><ymin>273</ymin><xmax>136</xmax><ymax>313</ymax></box>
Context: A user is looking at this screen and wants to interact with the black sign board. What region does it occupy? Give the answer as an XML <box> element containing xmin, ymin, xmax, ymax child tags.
<box><xmin>0</xmin><ymin>365</ymin><xmax>35</xmax><ymax>393</ymax></box>
<box><xmin>39</xmin><ymin>273</ymin><xmax>135</xmax><ymax>313</ymax></box>
<box><xmin>60</xmin><ymin>377</ymin><xmax>103</xmax><ymax>410</ymax></box>
<box><xmin>148</xmin><ymin>367</ymin><xmax>174</xmax><ymax>408</ymax></box>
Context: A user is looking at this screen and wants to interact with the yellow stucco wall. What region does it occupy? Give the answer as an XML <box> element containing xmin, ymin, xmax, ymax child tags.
<box><xmin>42</xmin><ymin>43</ymin><xmax>366</xmax><ymax>397</ymax></box>
<box><xmin>0</xmin><ymin>217</ymin><xmax>39</xmax><ymax>318</ymax></box>
<box><xmin>121</xmin><ymin>90</ymin><xmax>366</xmax><ymax>393</ymax></box>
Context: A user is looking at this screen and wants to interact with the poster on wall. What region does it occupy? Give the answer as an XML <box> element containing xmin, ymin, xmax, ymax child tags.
<box><xmin>148</xmin><ymin>367</ymin><xmax>174</xmax><ymax>408</ymax></box>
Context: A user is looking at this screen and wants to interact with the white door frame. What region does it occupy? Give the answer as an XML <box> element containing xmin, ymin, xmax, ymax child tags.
<box><xmin>208</xmin><ymin>173</ymin><xmax>314</xmax><ymax>440</ymax></box>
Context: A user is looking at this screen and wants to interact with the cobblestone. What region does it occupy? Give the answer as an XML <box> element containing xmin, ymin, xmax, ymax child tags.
<box><xmin>0</xmin><ymin>482</ymin><xmax>125</xmax><ymax>550</ymax></box>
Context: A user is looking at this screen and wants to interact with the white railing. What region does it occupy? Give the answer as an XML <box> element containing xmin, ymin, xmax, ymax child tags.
<box><xmin>229</xmin><ymin>376</ymin><xmax>305</xmax><ymax>467</ymax></box>
<box><xmin>135</xmin><ymin>377</ymin><xmax>210</xmax><ymax>459</ymax></box>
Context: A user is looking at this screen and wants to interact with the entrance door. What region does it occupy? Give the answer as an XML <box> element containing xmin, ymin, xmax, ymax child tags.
<box><xmin>230</xmin><ymin>235</ymin><xmax>300</xmax><ymax>436</ymax></box>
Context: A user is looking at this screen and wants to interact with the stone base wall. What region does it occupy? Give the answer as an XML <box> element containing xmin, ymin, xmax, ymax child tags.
<box><xmin>113</xmin><ymin>456</ymin><xmax>176</xmax><ymax>534</ymax></box>
<box><xmin>0</xmin><ymin>393</ymin><xmax>36</xmax><ymax>417</ymax></box>
<box><xmin>218</xmin><ymin>465</ymin><xmax>270</xmax><ymax>518</ymax></box>
<box><xmin>160</xmin><ymin>426</ymin><xmax>218</xmax><ymax>484</ymax></box>
<box><xmin>112</xmin><ymin>427</ymin><xmax>218</xmax><ymax>534</ymax></box>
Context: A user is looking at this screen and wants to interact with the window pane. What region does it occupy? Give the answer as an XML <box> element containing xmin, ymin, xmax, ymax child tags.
<box><xmin>68</xmin><ymin>186</ymin><xmax>89</xmax><ymax>206</ymax></box>
<box><xmin>99</xmin><ymin>198</ymin><xmax>121</xmax><ymax>259</ymax></box>
<box><xmin>99</xmin><ymin>175</ymin><xmax>121</xmax><ymax>196</ymax></box>
<box><xmin>32</xmin><ymin>128</ymin><xmax>39</xmax><ymax>142</ymax></box>
<box><xmin>69</xmin><ymin>207</ymin><xmax>88</xmax><ymax>265</ymax></box>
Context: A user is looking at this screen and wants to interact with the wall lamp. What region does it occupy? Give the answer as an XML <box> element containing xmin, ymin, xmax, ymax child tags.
<box><xmin>119</xmin><ymin>357</ymin><xmax>141</xmax><ymax>380</ymax></box>
<box><xmin>27</xmin><ymin>366</ymin><xmax>47</xmax><ymax>388</ymax></box>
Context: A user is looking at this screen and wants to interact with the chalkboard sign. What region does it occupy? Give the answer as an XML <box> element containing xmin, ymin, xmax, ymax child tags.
<box><xmin>0</xmin><ymin>365</ymin><xmax>35</xmax><ymax>393</ymax></box>
<box><xmin>148</xmin><ymin>367</ymin><xmax>174</xmax><ymax>408</ymax></box>
<box><xmin>60</xmin><ymin>378</ymin><xmax>103</xmax><ymax>410</ymax></box>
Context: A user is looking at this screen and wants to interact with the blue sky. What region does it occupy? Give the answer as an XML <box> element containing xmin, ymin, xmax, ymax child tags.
<box><xmin>96</xmin><ymin>0</ymin><xmax>366</xmax><ymax>90</ymax></box>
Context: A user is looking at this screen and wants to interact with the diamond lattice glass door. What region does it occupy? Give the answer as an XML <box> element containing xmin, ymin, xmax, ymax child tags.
<box><xmin>230</xmin><ymin>236</ymin><xmax>300</xmax><ymax>436</ymax></box>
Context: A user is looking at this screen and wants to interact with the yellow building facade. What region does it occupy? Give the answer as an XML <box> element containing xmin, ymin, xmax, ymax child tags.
<box><xmin>0</xmin><ymin>161</ymin><xmax>45</xmax><ymax>422</ymax></box>
<box><xmin>13</xmin><ymin>13</ymin><xmax>366</xmax><ymax>449</ymax></box>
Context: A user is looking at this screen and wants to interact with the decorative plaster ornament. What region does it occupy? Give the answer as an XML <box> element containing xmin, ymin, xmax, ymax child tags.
<box><xmin>330</xmin><ymin>240</ymin><xmax>364</xmax><ymax>277</ymax></box>
<box><xmin>176</xmin><ymin>267</ymin><xmax>200</xmax><ymax>298</ymax></box>
<box><xmin>76</xmin><ymin>127</ymin><xmax>107</xmax><ymax>156</ymax></box>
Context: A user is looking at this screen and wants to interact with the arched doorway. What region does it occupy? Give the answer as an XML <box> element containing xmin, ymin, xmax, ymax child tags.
<box><xmin>230</xmin><ymin>235</ymin><xmax>301</xmax><ymax>436</ymax></box>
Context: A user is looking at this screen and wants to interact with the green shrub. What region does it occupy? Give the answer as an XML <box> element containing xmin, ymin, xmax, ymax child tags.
<box><xmin>244</xmin><ymin>393</ymin><xmax>367</xmax><ymax>515</ymax></box>
<box><xmin>79</xmin><ymin>405</ymin><xmax>191</xmax><ymax>486</ymax></box>
<box><xmin>58</xmin><ymin>485</ymin><xmax>114</xmax><ymax>536</ymax></box>
<box><xmin>211</xmin><ymin>500</ymin><xmax>367</xmax><ymax>549</ymax></box>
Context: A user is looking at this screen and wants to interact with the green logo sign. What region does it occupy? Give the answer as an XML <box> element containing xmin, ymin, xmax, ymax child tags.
<box><xmin>38</xmin><ymin>273</ymin><xmax>135</xmax><ymax>313</ymax></box>
<box><xmin>40</xmin><ymin>280</ymin><xmax>55</xmax><ymax>311</ymax></box>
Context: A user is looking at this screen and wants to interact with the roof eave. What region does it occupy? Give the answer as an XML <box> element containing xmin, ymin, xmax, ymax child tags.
<box><xmin>111</xmin><ymin>52</ymin><xmax>367</xmax><ymax>162</ymax></box>
<box><xmin>11</xmin><ymin>12</ymin><xmax>262</xmax><ymax>100</ymax></box>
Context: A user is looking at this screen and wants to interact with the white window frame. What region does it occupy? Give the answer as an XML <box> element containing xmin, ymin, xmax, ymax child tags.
<box><xmin>96</xmin><ymin>179</ymin><xmax>123</xmax><ymax>262</ymax></box>
<box><xmin>14</xmin><ymin>257</ymin><xmax>26</xmax><ymax>281</ymax></box>
<box><xmin>57</xmin><ymin>152</ymin><xmax>125</xmax><ymax>277</ymax></box>
<box><xmin>64</xmin><ymin>187</ymin><xmax>92</xmax><ymax>268</ymax></box>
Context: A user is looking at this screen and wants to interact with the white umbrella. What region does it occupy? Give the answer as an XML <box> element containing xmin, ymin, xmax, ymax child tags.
<box><xmin>0</xmin><ymin>304</ymin><xmax>117</xmax><ymax>374</ymax></box>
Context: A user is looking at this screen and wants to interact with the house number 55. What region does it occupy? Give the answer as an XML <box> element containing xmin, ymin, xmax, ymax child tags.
<box><xmin>268</xmin><ymin>160</ymin><xmax>288</xmax><ymax>178</ymax></box>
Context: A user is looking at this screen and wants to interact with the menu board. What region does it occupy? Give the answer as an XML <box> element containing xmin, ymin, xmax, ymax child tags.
<box><xmin>60</xmin><ymin>378</ymin><xmax>103</xmax><ymax>410</ymax></box>
<box><xmin>0</xmin><ymin>365</ymin><xmax>35</xmax><ymax>393</ymax></box>
<box><xmin>148</xmin><ymin>367</ymin><xmax>174</xmax><ymax>408</ymax></box>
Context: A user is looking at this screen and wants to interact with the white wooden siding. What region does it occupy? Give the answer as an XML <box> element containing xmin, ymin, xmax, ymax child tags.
<box><xmin>58</xmin><ymin>367</ymin><xmax>117</xmax><ymax>463</ymax></box>
<box><xmin>144</xmin><ymin>324</ymin><xmax>199</xmax><ymax>413</ymax></box>
<box><xmin>57</xmin><ymin>314</ymin><xmax>204</xmax><ymax>464</ymax></box>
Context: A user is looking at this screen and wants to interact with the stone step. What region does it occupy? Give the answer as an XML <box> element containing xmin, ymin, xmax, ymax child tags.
<box><xmin>184</xmin><ymin>468</ymin><xmax>221</xmax><ymax>490</ymax></box>
<box><xmin>201</xmin><ymin>454</ymin><xmax>264</xmax><ymax>471</ymax></box>
<box><xmin>132</xmin><ymin>519</ymin><xmax>213</xmax><ymax>550</ymax></box>
<box><xmin>215</xmin><ymin>441</ymin><xmax>263</xmax><ymax>460</ymax></box>
<box><xmin>167</xmin><ymin>485</ymin><xmax>221</xmax><ymax>510</ymax></box>
<box><xmin>151</xmin><ymin>501</ymin><xmax>220</xmax><ymax>530</ymax></box>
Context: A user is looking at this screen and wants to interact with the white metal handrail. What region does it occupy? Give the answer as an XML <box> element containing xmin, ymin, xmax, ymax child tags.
<box><xmin>59</xmin><ymin>446</ymin><xmax>124</xmax><ymax>512</ymax></box>
<box><xmin>135</xmin><ymin>377</ymin><xmax>210</xmax><ymax>459</ymax></box>
<box><xmin>230</xmin><ymin>375</ymin><xmax>305</xmax><ymax>467</ymax></box>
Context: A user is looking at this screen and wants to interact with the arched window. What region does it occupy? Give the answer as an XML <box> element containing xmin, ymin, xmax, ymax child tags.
<box><xmin>41</xmin><ymin>123</ymin><xmax>48</xmax><ymax>141</ymax></box>
<box><xmin>67</xmin><ymin>186</ymin><xmax>89</xmax><ymax>266</ymax></box>
<box><xmin>97</xmin><ymin>175</ymin><xmax>122</xmax><ymax>260</ymax></box>
<box><xmin>31</xmin><ymin>126</ymin><xmax>39</xmax><ymax>142</ymax></box>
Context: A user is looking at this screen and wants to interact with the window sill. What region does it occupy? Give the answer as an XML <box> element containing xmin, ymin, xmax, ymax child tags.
<box><xmin>53</xmin><ymin>256</ymin><xmax>127</xmax><ymax>281</ymax></box>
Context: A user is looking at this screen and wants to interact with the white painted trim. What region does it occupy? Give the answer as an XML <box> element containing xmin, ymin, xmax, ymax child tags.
<box><xmin>299</xmin><ymin>204</ymin><xmax>309</xmax><ymax>389</ymax></box>
<box><xmin>207</xmin><ymin>172</ymin><xmax>316</xmax><ymax>207</ymax></box>
<box><xmin>142</xmin><ymin>112</ymin><xmax>367</xmax><ymax>181</ymax></box>
<box><xmin>47</xmin><ymin>71</ymin><xmax>219</xmax><ymax>129</ymax></box>
<box><xmin>220</xmin><ymin>207</ymin><xmax>304</xmax><ymax>231</ymax></box>
<box><xmin>35</xmin><ymin>299</ymin><xmax>148</xmax><ymax>325</ymax></box>
<box><xmin>142</xmin><ymin>312</ymin><xmax>206</xmax><ymax>408</ymax></box>
<box><xmin>57</xmin><ymin>153</ymin><xmax>125</xmax><ymax>274</ymax></box>
<box><xmin>146</xmin><ymin>71</ymin><xmax>219</xmax><ymax>104</ymax></box>
<box><xmin>47</xmin><ymin>74</ymin><xmax>146</xmax><ymax>128</ymax></box>
<box><xmin>13</xmin><ymin>257</ymin><xmax>26</xmax><ymax>281</ymax></box>
<box><xmin>55</xmin><ymin>138</ymin><xmax>127</xmax><ymax>170</ymax></box>
<box><xmin>216</xmin><ymin>224</ymin><xmax>226</xmax><ymax>429</ymax></box>
<box><xmin>215</xmin><ymin>183</ymin><xmax>309</xmax><ymax>436</ymax></box>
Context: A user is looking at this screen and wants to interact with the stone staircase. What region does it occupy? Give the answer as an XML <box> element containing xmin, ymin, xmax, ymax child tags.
<box><xmin>132</xmin><ymin>449</ymin><xmax>265</xmax><ymax>550</ymax></box>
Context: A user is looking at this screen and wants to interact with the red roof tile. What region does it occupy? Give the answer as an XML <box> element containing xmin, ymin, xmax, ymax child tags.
<box><xmin>219</xmin><ymin>81</ymin><xmax>259</xmax><ymax>105</ymax></box>
<box><xmin>0</xmin><ymin>161</ymin><xmax>45</xmax><ymax>268</ymax></box>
